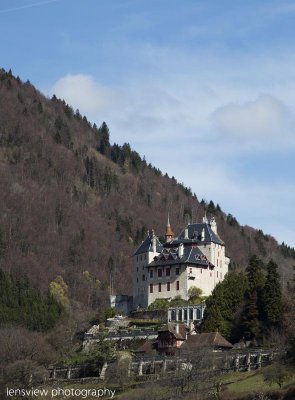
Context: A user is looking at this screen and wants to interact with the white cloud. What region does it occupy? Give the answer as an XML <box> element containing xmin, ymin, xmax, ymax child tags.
<box><xmin>212</xmin><ymin>94</ymin><xmax>295</xmax><ymax>142</ymax></box>
<box><xmin>50</xmin><ymin>74</ymin><xmax>116</xmax><ymax>118</ymax></box>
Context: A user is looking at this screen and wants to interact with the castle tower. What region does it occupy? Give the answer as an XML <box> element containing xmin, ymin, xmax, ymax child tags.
<box><xmin>165</xmin><ymin>213</ymin><xmax>174</xmax><ymax>242</ymax></box>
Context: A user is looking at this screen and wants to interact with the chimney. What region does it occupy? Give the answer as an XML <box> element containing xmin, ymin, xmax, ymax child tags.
<box><xmin>152</xmin><ymin>232</ymin><xmax>157</xmax><ymax>254</ymax></box>
<box><xmin>202</xmin><ymin>213</ymin><xmax>208</xmax><ymax>224</ymax></box>
<box><xmin>178</xmin><ymin>243</ymin><xmax>184</xmax><ymax>258</ymax></box>
<box><xmin>210</xmin><ymin>217</ymin><xmax>217</xmax><ymax>234</ymax></box>
<box><xmin>201</xmin><ymin>228</ymin><xmax>205</xmax><ymax>241</ymax></box>
<box><xmin>184</xmin><ymin>227</ymin><xmax>188</xmax><ymax>239</ymax></box>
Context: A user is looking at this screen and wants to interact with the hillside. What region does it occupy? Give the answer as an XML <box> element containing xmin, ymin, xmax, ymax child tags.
<box><xmin>0</xmin><ymin>67</ymin><xmax>294</xmax><ymax>311</ymax></box>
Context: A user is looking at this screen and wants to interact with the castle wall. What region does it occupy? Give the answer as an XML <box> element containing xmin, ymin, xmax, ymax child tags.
<box><xmin>147</xmin><ymin>263</ymin><xmax>188</xmax><ymax>306</ymax></box>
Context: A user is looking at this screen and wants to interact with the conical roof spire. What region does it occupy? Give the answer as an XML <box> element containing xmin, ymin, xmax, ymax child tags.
<box><xmin>165</xmin><ymin>212</ymin><xmax>174</xmax><ymax>242</ymax></box>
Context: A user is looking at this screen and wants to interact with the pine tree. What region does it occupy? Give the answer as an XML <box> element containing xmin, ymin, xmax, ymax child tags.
<box><xmin>0</xmin><ymin>269</ymin><xmax>62</xmax><ymax>331</ymax></box>
<box><xmin>242</xmin><ymin>289</ymin><xmax>260</xmax><ymax>340</ymax></box>
<box><xmin>201</xmin><ymin>272</ymin><xmax>248</xmax><ymax>339</ymax></box>
<box><xmin>246</xmin><ymin>255</ymin><xmax>265</xmax><ymax>291</ymax></box>
<box><xmin>262</xmin><ymin>260</ymin><xmax>282</xmax><ymax>326</ymax></box>
<box><xmin>241</xmin><ymin>255</ymin><xmax>265</xmax><ymax>340</ymax></box>
<box><xmin>97</xmin><ymin>122</ymin><xmax>110</xmax><ymax>154</ymax></box>
<box><xmin>202</xmin><ymin>301</ymin><xmax>228</xmax><ymax>334</ymax></box>
<box><xmin>207</xmin><ymin>200</ymin><xmax>216</xmax><ymax>214</ymax></box>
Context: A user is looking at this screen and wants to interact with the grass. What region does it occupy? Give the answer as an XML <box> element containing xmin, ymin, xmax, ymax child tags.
<box><xmin>224</xmin><ymin>364</ymin><xmax>295</xmax><ymax>394</ymax></box>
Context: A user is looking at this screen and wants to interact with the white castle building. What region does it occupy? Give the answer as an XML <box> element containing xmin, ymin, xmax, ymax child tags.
<box><xmin>132</xmin><ymin>216</ymin><xmax>230</xmax><ymax>309</ymax></box>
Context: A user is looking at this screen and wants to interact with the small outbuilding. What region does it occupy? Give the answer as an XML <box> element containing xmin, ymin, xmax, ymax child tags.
<box><xmin>180</xmin><ymin>331</ymin><xmax>233</xmax><ymax>353</ymax></box>
<box><xmin>157</xmin><ymin>323</ymin><xmax>187</xmax><ymax>355</ymax></box>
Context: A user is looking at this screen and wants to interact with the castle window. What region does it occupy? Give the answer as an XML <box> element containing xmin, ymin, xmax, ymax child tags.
<box><xmin>150</xmin><ymin>270</ymin><xmax>153</xmax><ymax>278</ymax></box>
<box><xmin>140</xmin><ymin>255</ymin><xmax>142</xmax><ymax>261</ymax></box>
<box><xmin>176</xmin><ymin>281</ymin><xmax>180</xmax><ymax>290</ymax></box>
<box><xmin>142</xmin><ymin>274</ymin><xmax>145</xmax><ymax>281</ymax></box>
<box><xmin>137</xmin><ymin>278</ymin><xmax>138</xmax><ymax>282</ymax></box>
<box><xmin>189</xmin><ymin>267</ymin><xmax>192</xmax><ymax>273</ymax></box>
<box><xmin>166</xmin><ymin>268</ymin><xmax>170</xmax><ymax>277</ymax></box>
<box><xmin>217</xmin><ymin>271</ymin><xmax>219</xmax><ymax>278</ymax></box>
<box><xmin>144</xmin><ymin>254</ymin><xmax>147</xmax><ymax>259</ymax></box>
<box><xmin>210</xmin><ymin>272</ymin><xmax>212</xmax><ymax>277</ymax></box>
<box><xmin>137</xmin><ymin>267</ymin><xmax>138</xmax><ymax>272</ymax></box>
<box><xmin>176</xmin><ymin>267</ymin><xmax>180</xmax><ymax>276</ymax></box>
<box><xmin>158</xmin><ymin>283</ymin><xmax>162</xmax><ymax>292</ymax></box>
<box><xmin>201</xmin><ymin>268</ymin><xmax>203</xmax><ymax>274</ymax></box>
<box><xmin>167</xmin><ymin>282</ymin><xmax>170</xmax><ymax>291</ymax></box>
<box><xmin>137</xmin><ymin>256</ymin><xmax>138</xmax><ymax>261</ymax></box>
<box><xmin>220</xmin><ymin>260</ymin><xmax>222</xmax><ymax>268</ymax></box>
<box><xmin>158</xmin><ymin>269</ymin><xmax>162</xmax><ymax>278</ymax></box>
<box><xmin>150</xmin><ymin>284</ymin><xmax>153</xmax><ymax>293</ymax></box>
<box><xmin>217</xmin><ymin>259</ymin><xmax>218</xmax><ymax>267</ymax></box>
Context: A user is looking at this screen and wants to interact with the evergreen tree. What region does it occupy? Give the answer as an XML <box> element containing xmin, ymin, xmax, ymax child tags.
<box><xmin>201</xmin><ymin>272</ymin><xmax>248</xmax><ymax>339</ymax></box>
<box><xmin>207</xmin><ymin>200</ymin><xmax>216</xmax><ymax>214</ymax></box>
<box><xmin>262</xmin><ymin>260</ymin><xmax>282</xmax><ymax>326</ymax></box>
<box><xmin>227</xmin><ymin>213</ymin><xmax>239</xmax><ymax>227</ymax></box>
<box><xmin>242</xmin><ymin>289</ymin><xmax>260</xmax><ymax>340</ymax></box>
<box><xmin>202</xmin><ymin>301</ymin><xmax>228</xmax><ymax>333</ymax></box>
<box><xmin>0</xmin><ymin>269</ymin><xmax>62</xmax><ymax>331</ymax></box>
<box><xmin>241</xmin><ymin>255</ymin><xmax>265</xmax><ymax>340</ymax></box>
<box><xmin>97</xmin><ymin>122</ymin><xmax>110</xmax><ymax>154</ymax></box>
<box><xmin>246</xmin><ymin>255</ymin><xmax>265</xmax><ymax>292</ymax></box>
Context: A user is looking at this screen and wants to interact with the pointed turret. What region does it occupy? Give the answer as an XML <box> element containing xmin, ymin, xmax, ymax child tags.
<box><xmin>165</xmin><ymin>213</ymin><xmax>174</xmax><ymax>242</ymax></box>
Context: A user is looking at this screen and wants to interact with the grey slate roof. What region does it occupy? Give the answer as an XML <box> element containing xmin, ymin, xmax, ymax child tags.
<box><xmin>176</xmin><ymin>223</ymin><xmax>224</xmax><ymax>245</ymax></box>
<box><xmin>150</xmin><ymin>245</ymin><xmax>212</xmax><ymax>267</ymax></box>
<box><xmin>133</xmin><ymin>233</ymin><xmax>163</xmax><ymax>256</ymax></box>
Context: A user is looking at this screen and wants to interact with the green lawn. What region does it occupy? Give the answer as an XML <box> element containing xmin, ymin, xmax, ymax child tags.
<box><xmin>224</xmin><ymin>365</ymin><xmax>295</xmax><ymax>394</ymax></box>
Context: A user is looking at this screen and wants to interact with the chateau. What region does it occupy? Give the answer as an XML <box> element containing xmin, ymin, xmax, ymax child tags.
<box><xmin>133</xmin><ymin>216</ymin><xmax>230</xmax><ymax>309</ymax></box>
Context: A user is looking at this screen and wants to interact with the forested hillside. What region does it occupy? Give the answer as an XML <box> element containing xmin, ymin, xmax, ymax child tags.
<box><xmin>0</xmin><ymin>67</ymin><xmax>294</xmax><ymax>315</ymax></box>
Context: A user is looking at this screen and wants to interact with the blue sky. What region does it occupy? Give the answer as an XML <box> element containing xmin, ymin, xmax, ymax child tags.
<box><xmin>1</xmin><ymin>0</ymin><xmax>295</xmax><ymax>246</ymax></box>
